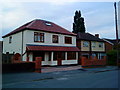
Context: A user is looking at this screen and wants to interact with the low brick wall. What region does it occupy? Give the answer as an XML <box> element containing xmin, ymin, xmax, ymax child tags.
<box><xmin>81</xmin><ymin>56</ymin><xmax>106</xmax><ymax>67</ymax></box>
<box><xmin>2</xmin><ymin>62</ymin><xmax>35</xmax><ymax>73</ymax></box>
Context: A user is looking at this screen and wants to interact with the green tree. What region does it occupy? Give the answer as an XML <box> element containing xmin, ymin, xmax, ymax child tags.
<box><xmin>107</xmin><ymin>50</ymin><xmax>120</xmax><ymax>65</ymax></box>
<box><xmin>72</xmin><ymin>10</ymin><xmax>86</xmax><ymax>33</ymax></box>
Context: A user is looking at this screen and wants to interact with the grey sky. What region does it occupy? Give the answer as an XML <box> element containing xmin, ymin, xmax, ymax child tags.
<box><xmin>1</xmin><ymin>1</ymin><xmax>117</xmax><ymax>40</ymax></box>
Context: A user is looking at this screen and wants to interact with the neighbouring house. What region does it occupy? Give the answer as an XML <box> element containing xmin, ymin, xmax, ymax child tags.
<box><xmin>103</xmin><ymin>39</ymin><xmax>120</xmax><ymax>52</ymax></box>
<box><xmin>76</xmin><ymin>32</ymin><xmax>106</xmax><ymax>64</ymax></box>
<box><xmin>102</xmin><ymin>39</ymin><xmax>114</xmax><ymax>53</ymax></box>
<box><xmin>2</xmin><ymin>19</ymin><xmax>80</xmax><ymax>66</ymax></box>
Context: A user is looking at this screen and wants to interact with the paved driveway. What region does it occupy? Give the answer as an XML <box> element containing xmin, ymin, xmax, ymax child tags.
<box><xmin>42</xmin><ymin>65</ymin><xmax>82</xmax><ymax>73</ymax></box>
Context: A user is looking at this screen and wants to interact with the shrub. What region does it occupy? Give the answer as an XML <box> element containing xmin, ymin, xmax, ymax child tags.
<box><xmin>107</xmin><ymin>50</ymin><xmax>120</xmax><ymax>65</ymax></box>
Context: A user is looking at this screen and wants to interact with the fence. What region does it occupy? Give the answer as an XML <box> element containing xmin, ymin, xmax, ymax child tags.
<box><xmin>2</xmin><ymin>53</ymin><xmax>14</xmax><ymax>64</ymax></box>
<box><xmin>81</xmin><ymin>56</ymin><xmax>106</xmax><ymax>67</ymax></box>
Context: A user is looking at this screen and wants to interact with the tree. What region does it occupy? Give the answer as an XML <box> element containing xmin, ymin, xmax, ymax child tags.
<box><xmin>107</xmin><ymin>50</ymin><xmax>117</xmax><ymax>65</ymax></box>
<box><xmin>72</xmin><ymin>10</ymin><xmax>86</xmax><ymax>33</ymax></box>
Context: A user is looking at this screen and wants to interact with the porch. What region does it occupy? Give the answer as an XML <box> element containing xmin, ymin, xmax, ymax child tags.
<box><xmin>26</xmin><ymin>45</ymin><xmax>80</xmax><ymax>66</ymax></box>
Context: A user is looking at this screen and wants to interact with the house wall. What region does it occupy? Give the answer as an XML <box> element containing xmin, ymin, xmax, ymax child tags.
<box><xmin>79</xmin><ymin>40</ymin><xmax>105</xmax><ymax>52</ymax></box>
<box><xmin>3</xmin><ymin>32</ymin><xmax>23</xmax><ymax>54</ymax></box>
<box><xmin>24</xmin><ymin>30</ymin><xmax>76</xmax><ymax>47</ymax></box>
<box><xmin>105</xmin><ymin>42</ymin><xmax>113</xmax><ymax>53</ymax></box>
<box><xmin>3</xmin><ymin>30</ymin><xmax>77</xmax><ymax>62</ymax></box>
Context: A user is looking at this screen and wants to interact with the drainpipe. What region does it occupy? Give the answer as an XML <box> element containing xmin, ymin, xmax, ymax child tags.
<box><xmin>89</xmin><ymin>41</ymin><xmax>92</xmax><ymax>58</ymax></box>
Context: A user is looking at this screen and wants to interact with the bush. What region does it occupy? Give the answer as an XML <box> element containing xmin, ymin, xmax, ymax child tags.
<box><xmin>107</xmin><ymin>50</ymin><xmax>120</xmax><ymax>65</ymax></box>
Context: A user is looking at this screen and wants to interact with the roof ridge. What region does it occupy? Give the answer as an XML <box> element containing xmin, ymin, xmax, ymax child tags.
<box><xmin>26</xmin><ymin>20</ymin><xmax>36</xmax><ymax>28</ymax></box>
<box><xmin>102</xmin><ymin>39</ymin><xmax>114</xmax><ymax>45</ymax></box>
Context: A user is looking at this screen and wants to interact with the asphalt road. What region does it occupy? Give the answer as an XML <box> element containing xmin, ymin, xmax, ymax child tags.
<box><xmin>2</xmin><ymin>66</ymin><xmax>119</xmax><ymax>88</ymax></box>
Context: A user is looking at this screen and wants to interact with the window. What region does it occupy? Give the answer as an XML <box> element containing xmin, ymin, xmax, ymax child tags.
<box><xmin>92</xmin><ymin>42</ymin><xmax>96</xmax><ymax>48</ymax></box>
<box><xmin>83</xmin><ymin>41</ymin><xmax>89</xmax><ymax>47</ymax></box>
<box><xmin>52</xmin><ymin>35</ymin><xmax>58</xmax><ymax>43</ymax></box>
<box><xmin>45</xmin><ymin>22</ymin><xmax>52</xmax><ymax>26</ymax></box>
<box><xmin>67</xmin><ymin>52</ymin><xmax>76</xmax><ymax>60</ymax></box>
<box><xmin>99</xmin><ymin>42</ymin><xmax>103</xmax><ymax>48</ymax></box>
<box><xmin>9</xmin><ymin>36</ymin><xmax>12</xmax><ymax>43</ymax></box>
<box><xmin>34</xmin><ymin>32</ymin><xmax>44</xmax><ymax>42</ymax></box>
<box><xmin>53</xmin><ymin>52</ymin><xmax>65</xmax><ymax>60</ymax></box>
<box><xmin>65</xmin><ymin>36</ymin><xmax>72</xmax><ymax>44</ymax></box>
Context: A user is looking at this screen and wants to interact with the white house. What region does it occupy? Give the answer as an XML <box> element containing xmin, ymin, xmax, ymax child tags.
<box><xmin>2</xmin><ymin>19</ymin><xmax>80</xmax><ymax>66</ymax></box>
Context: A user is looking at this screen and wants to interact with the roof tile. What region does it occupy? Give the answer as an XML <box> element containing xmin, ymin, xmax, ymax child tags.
<box><xmin>2</xmin><ymin>19</ymin><xmax>76</xmax><ymax>38</ymax></box>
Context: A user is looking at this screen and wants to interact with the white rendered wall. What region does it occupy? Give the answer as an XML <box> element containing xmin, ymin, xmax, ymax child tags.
<box><xmin>24</xmin><ymin>30</ymin><xmax>76</xmax><ymax>47</ymax></box>
<box><xmin>62</xmin><ymin>60</ymin><xmax>78</xmax><ymax>65</ymax></box>
<box><xmin>3</xmin><ymin>29</ymin><xmax>77</xmax><ymax>62</ymax></box>
<box><xmin>3</xmin><ymin>32</ymin><xmax>22</xmax><ymax>54</ymax></box>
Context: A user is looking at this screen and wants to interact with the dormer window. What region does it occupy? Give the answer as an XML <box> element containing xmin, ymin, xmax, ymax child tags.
<box><xmin>45</xmin><ymin>22</ymin><xmax>52</xmax><ymax>26</ymax></box>
<box><xmin>9</xmin><ymin>36</ymin><xmax>12</xmax><ymax>43</ymax></box>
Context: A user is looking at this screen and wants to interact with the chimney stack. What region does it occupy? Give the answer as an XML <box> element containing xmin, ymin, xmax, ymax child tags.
<box><xmin>95</xmin><ymin>34</ymin><xmax>99</xmax><ymax>38</ymax></box>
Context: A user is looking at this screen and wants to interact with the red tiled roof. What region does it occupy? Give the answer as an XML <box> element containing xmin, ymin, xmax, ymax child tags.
<box><xmin>26</xmin><ymin>45</ymin><xmax>80</xmax><ymax>51</ymax></box>
<box><xmin>2</xmin><ymin>19</ymin><xmax>76</xmax><ymax>38</ymax></box>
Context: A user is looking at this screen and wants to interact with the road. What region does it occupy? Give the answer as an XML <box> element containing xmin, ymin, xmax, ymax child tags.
<box><xmin>2</xmin><ymin>66</ymin><xmax>119</xmax><ymax>88</ymax></box>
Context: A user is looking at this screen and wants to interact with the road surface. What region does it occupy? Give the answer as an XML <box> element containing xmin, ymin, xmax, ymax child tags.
<box><xmin>2</xmin><ymin>66</ymin><xmax>119</xmax><ymax>88</ymax></box>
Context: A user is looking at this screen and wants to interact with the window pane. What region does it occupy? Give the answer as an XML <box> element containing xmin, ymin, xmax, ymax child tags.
<box><xmin>99</xmin><ymin>42</ymin><xmax>103</xmax><ymax>48</ymax></box>
<box><xmin>34</xmin><ymin>32</ymin><xmax>38</xmax><ymax>42</ymax></box>
<box><xmin>53</xmin><ymin>52</ymin><xmax>65</xmax><ymax>60</ymax></box>
<box><xmin>67</xmin><ymin>52</ymin><xmax>76</xmax><ymax>60</ymax></box>
<box><xmin>83</xmin><ymin>41</ymin><xmax>89</xmax><ymax>47</ymax></box>
<box><xmin>92</xmin><ymin>42</ymin><xmax>96</xmax><ymax>48</ymax></box>
<box><xmin>53</xmin><ymin>35</ymin><xmax>58</xmax><ymax>43</ymax></box>
<box><xmin>40</xmin><ymin>33</ymin><xmax>44</xmax><ymax>42</ymax></box>
<box><xmin>9</xmin><ymin>36</ymin><xmax>12</xmax><ymax>43</ymax></box>
<box><xmin>65</xmin><ymin>37</ymin><xmax>72</xmax><ymax>44</ymax></box>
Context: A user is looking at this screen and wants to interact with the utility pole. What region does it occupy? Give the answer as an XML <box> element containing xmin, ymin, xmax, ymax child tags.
<box><xmin>114</xmin><ymin>2</ymin><xmax>119</xmax><ymax>66</ymax></box>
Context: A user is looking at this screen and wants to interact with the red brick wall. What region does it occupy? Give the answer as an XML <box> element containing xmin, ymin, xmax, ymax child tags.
<box><xmin>81</xmin><ymin>56</ymin><xmax>106</xmax><ymax>67</ymax></box>
<box><xmin>105</xmin><ymin>42</ymin><xmax>113</xmax><ymax>53</ymax></box>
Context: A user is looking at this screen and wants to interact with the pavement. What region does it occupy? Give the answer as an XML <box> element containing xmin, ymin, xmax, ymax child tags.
<box><xmin>2</xmin><ymin>65</ymin><xmax>119</xmax><ymax>88</ymax></box>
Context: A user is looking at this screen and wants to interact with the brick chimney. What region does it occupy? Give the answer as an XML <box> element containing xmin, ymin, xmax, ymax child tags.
<box><xmin>95</xmin><ymin>34</ymin><xmax>99</xmax><ymax>38</ymax></box>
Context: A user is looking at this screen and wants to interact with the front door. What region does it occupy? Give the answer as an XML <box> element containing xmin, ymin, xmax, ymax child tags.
<box><xmin>57</xmin><ymin>52</ymin><xmax>62</xmax><ymax>66</ymax></box>
<box><xmin>57</xmin><ymin>58</ymin><xmax>62</xmax><ymax>66</ymax></box>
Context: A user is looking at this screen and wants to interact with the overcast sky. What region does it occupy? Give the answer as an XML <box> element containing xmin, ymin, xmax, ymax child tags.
<box><xmin>1</xmin><ymin>1</ymin><xmax>118</xmax><ymax>40</ymax></box>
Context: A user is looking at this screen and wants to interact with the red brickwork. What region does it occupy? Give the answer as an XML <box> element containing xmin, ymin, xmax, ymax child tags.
<box><xmin>11</xmin><ymin>53</ymin><xmax>21</xmax><ymax>63</ymax></box>
<box><xmin>35</xmin><ymin>57</ymin><xmax>42</xmax><ymax>73</ymax></box>
<box><xmin>81</xmin><ymin>56</ymin><xmax>106</xmax><ymax>67</ymax></box>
